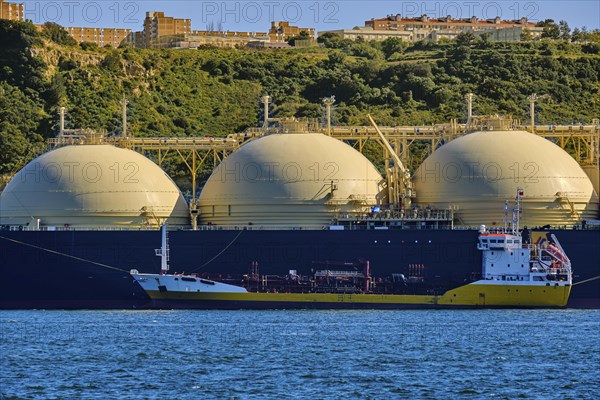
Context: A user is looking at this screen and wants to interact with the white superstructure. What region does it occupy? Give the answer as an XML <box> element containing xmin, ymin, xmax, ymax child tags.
<box><xmin>472</xmin><ymin>190</ymin><xmax>572</xmax><ymax>288</ymax></box>
<box><xmin>475</xmin><ymin>231</ymin><xmax>571</xmax><ymax>287</ymax></box>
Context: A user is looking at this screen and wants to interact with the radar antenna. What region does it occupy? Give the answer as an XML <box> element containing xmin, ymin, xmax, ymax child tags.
<box><xmin>503</xmin><ymin>188</ymin><xmax>524</xmax><ymax>235</ymax></box>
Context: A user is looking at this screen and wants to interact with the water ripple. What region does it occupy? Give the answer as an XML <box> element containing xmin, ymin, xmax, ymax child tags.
<box><xmin>1</xmin><ymin>310</ymin><xmax>599</xmax><ymax>399</ymax></box>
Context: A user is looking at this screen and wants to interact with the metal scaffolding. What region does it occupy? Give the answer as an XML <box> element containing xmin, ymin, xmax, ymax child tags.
<box><xmin>46</xmin><ymin>120</ymin><xmax>599</xmax><ymax>181</ymax></box>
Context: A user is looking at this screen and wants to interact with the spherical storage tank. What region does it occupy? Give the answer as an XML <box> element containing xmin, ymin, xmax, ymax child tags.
<box><xmin>0</xmin><ymin>145</ymin><xmax>189</xmax><ymax>227</ymax></box>
<box><xmin>413</xmin><ymin>130</ymin><xmax>599</xmax><ymax>227</ymax></box>
<box><xmin>199</xmin><ymin>132</ymin><xmax>385</xmax><ymax>227</ymax></box>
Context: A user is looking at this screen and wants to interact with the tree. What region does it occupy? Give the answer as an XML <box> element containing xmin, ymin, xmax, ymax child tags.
<box><xmin>478</xmin><ymin>32</ymin><xmax>491</xmax><ymax>45</ymax></box>
<box><xmin>0</xmin><ymin>82</ymin><xmax>46</xmax><ymax>173</ymax></box>
<box><xmin>582</xmin><ymin>42</ymin><xmax>600</xmax><ymax>54</ymax></box>
<box><xmin>588</xmin><ymin>29</ymin><xmax>600</xmax><ymax>44</ymax></box>
<box><xmin>0</xmin><ymin>19</ymin><xmax>41</xmax><ymax>49</ymax></box>
<box><xmin>572</xmin><ymin>27</ymin><xmax>582</xmax><ymax>42</ymax></box>
<box><xmin>100</xmin><ymin>51</ymin><xmax>122</xmax><ymax>73</ymax></box>
<box><xmin>325</xmin><ymin>50</ymin><xmax>347</xmax><ymax>67</ymax></box>
<box><xmin>559</xmin><ymin>20</ymin><xmax>571</xmax><ymax>41</ymax></box>
<box><xmin>380</xmin><ymin>37</ymin><xmax>407</xmax><ymax>59</ymax></box>
<box><xmin>41</xmin><ymin>22</ymin><xmax>77</xmax><ymax>46</ymax></box>
<box><xmin>80</xmin><ymin>41</ymin><xmax>99</xmax><ymax>51</ymax></box>
<box><xmin>455</xmin><ymin>31</ymin><xmax>478</xmax><ymax>46</ymax></box>
<box><xmin>205</xmin><ymin>20</ymin><xmax>223</xmax><ymax>32</ymax></box>
<box><xmin>46</xmin><ymin>74</ymin><xmax>66</xmax><ymax>106</ymax></box>
<box><xmin>537</xmin><ymin>19</ymin><xmax>560</xmax><ymax>39</ymax></box>
<box><xmin>0</xmin><ymin>20</ymin><xmax>45</xmax><ymax>89</ymax></box>
<box><xmin>3</xmin><ymin>19</ymin><xmax>600</xmax><ymax>180</ymax></box>
<box><xmin>520</xmin><ymin>28</ymin><xmax>533</xmax><ymax>42</ymax></box>
<box><xmin>348</xmin><ymin>42</ymin><xmax>384</xmax><ymax>59</ymax></box>
<box><xmin>317</xmin><ymin>32</ymin><xmax>345</xmax><ymax>48</ymax></box>
<box><xmin>288</xmin><ymin>30</ymin><xmax>311</xmax><ymax>46</ymax></box>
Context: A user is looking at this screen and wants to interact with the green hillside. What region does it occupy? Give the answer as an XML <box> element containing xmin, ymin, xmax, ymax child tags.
<box><xmin>1</xmin><ymin>20</ymin><xmax>599</xmax><ymax>189</ymax></box>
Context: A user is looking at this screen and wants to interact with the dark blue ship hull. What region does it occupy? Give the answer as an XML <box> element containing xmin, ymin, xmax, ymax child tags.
<box><xmin>1</xmin><ymin>228</ymin><xmax>598</xmax><ymax>308</ymax></box>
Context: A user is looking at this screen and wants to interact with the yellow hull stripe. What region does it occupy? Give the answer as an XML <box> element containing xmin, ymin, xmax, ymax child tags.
<box><xmin>146</xmin><ymin>283</ymin><xmax>571</xmax><ymax>307</ymax></box>
<box><xmin>439</xmin><ymin>284</ymin><xmax>571</xmax><ymax>307</ymax></box>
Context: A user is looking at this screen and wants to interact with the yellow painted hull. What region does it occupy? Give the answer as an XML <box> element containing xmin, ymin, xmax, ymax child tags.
<box><xmin>143</xmin><ymin>282</ymin><xmax>571</xmax><ymax>309</ymax></box>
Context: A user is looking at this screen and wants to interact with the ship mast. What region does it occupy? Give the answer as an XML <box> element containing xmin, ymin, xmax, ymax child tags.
<box><xmin>513</xmin><ymin>188</ymin><xmax>523</xmax><ymax>235</ymax></box>
<box><xmin>503</xmin><ymin>188</ymin><xmax>523</xmax><ymax>235</ymax></box>
<box><xmin>155</xmin><ymin>223</ymin><xmax>170</xmax><ymax>275</ymax></box>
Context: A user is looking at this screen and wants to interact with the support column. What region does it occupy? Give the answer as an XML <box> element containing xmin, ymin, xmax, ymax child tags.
<box><xmin>323</xmin><ymin>96</ymin><xmax>335</xmax><ymax>135</ymax></box>
<box><xmin>59</xmin><ymin>107</ymin><xmax>65</xmax><ymax>137</ymax></box>
<box><xmin>121</xmin><ymin>97</ymin><xmax>128</xmax><ymax>136</ymax></box>
<box><xmin>262</xmin><ymin>95</ymin><xmax>271</xmax><ymax>129</ymax></box>
<box><xmin>465</xmin><ymin>93</ymin><xmax>474</xmax><ymax>125</ymax></box>
<box><xmin>528</xmin><ymin>93</ymin><xmax>537</xmax><ymax>133</ymax></box>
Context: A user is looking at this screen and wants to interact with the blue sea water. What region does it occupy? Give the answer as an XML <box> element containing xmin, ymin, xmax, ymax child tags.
<box><xmin>1</xmin><ymin>310</ymin><xmax>599</xmax><ymax>399</ymax></box>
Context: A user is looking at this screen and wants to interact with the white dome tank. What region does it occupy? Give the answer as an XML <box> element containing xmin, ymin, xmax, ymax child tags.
<box><xmin>412</xmin><ymin>130</ymin><xmax>599</xmax><ymax>227</ymax></box>
<box><xmin>0</xmin><ymin>145</ymin><xmax>189</xmax><ymax>228</ymax></box>
<box><xmin>199</xmin><ymin>132</ymin><xmax>385</xmax><ymax>227</ymax></box>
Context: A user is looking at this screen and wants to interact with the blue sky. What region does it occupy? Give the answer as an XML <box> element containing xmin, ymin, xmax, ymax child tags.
<box><xmin>21</xmin><ymin>1</ymin><xmax>600</xmax><ymax>33</ymax></box>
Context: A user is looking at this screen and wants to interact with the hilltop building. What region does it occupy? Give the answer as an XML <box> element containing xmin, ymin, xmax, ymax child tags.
<box><xmin>66</xmin><ymin>27</ymin><xmax>133</xmax><ymax>48</ymax></box>
<box><xmin>142</xmin><ymin>11</ymin><xmax>192</xmax><ymax>48</ymax></box>
<box><xmin>269</xmin><ymin>21</ymin><xmax>315</xmax><ymax>43</ymax></box>
<box><xmin>320</xmin><ymin>27</ymin><xmax>413</xmax><ymax>42</ymax></box>
<box><xmin>59</xmin><ymin>11</ymin><xmax>193</xmax><ymax>49</ymax></box>
<box><xmin>0</xmin><ymin>0</ymin><xmax>23</xmax><ymax>21</ymax></box>
<box><xmin>2</xmin><ymin>2</ymin><xmax>315</xmax><ymax>50</ymax></box>
<box><xmin>140</xmin><ymin>19</ymin><xmax>312</xmax><ymax>49</ymax></box>
<box><xmin>366</xmin><ymin>14</ymin><xmax>537</xmax><ymax>32</ymax></box>
<box><xmin>321</xmin><ymin>14</ymin><xmax>543</xmax><ymax>43</ymax></box>
<box><xmin>150</xmin><ymin>31</ymin><xmax>270</xmax><ymax>49</ymax></box>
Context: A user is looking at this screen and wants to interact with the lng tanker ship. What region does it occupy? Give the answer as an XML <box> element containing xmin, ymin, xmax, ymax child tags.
<box><xmin>0</xmin><ymin>119</ymin><xmax>598</xmax><ymax>309</ymax></box>
<box><xmin>130</xmin><ymin>193</ymin><xmax>575</xmax><ymax>309</ymax></box>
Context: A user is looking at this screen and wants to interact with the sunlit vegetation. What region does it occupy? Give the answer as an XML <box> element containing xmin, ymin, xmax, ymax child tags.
<box><xmin>1</xmin><ymin>20</ymin><xmax>599</xmax><ymax>184</ymax></box>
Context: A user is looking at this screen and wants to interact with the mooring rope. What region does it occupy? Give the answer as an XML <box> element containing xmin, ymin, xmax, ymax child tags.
<box><xmin>0</xmin><ymin>235</ymin><xmax>128</xmax><ymax>273</ymax></box>
<box><xmin>572</xmin><ymin>275</ymin><xmax>600</xmax><ymax>286</ymax></box>
<box><xmin>188</xmin><ymin>229</ymin><xmax>244</xmax><ymax>272</ymax></box>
